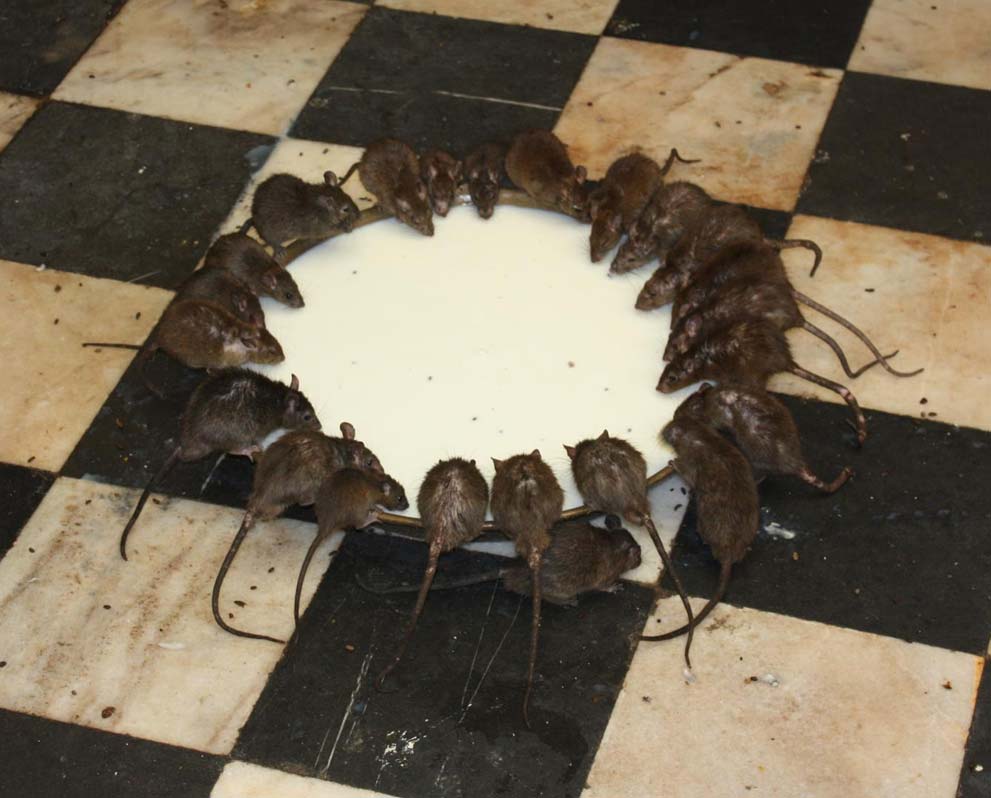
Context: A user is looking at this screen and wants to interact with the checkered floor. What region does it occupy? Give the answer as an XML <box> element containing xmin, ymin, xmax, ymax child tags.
<box><xmin>0</xmin><ymin>1</ymin><xmax>989</xmax><ymax>796</ymax></box>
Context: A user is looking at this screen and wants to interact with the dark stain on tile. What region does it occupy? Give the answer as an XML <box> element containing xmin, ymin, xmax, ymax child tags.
<box><xmin>0</xmin><ymin>463</ymin><xmax>55</xmax><ymax>561</ymax></box>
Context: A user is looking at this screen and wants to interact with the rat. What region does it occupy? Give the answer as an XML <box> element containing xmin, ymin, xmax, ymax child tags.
<box><xmin>211</xmin><ymin>423</ymin><xmax>385</xmax><ymax>643</ymax></box>
<box><xmin>419</xmin><ymin>149</ymin><xmax>462</xmax><ymax>217</ymax></box>
<box><xmin>175</xmin><ymin>268</ymin><xmax>265</xmax><ymax>329</ymax></box>
<box><xmin>676</xmin><ymin>383</ymin><xmax>852</xmax><ymax>493</ymax></box>
<box><xmin>117</xmin><ymin>369</ymin><xmax>320</xmax><ymax>560</ymax></box>
<box><xmin>464</xmin><ymin>142</ymin><xmax>507</xmax><ymax>219</ymax></box>
<box><xmin>293</xmin><ymin>468</ymin><xmax>409</xmax><ymax>628</ymax></box>
<box><xmin>642</xmin><ymin>417</ymin><xmax>759</xmax><ymax>642</ymax></box>
<box><xmin>490</xmin><ymin>449</ymin><xmax>564</xmax><ymax>727</ymax></box>
<box><xmin>657</xmin><ymin>318</ymin><xmax>869</xmax><ymax>444</ymax></box>
<box><xmin>203</xmin><ymin>222</ymin><xmax>305</xmax><ymax>308</ymax></box>
<box><xmin>83</xmin><ymin>300</ymin><xmax>284</xmax><ymax>397</ymax></box>
<box><xmin>248</xmin><ymin>171</ymin><xmax>360</xmax><ymax>261</ymax></box>
<box><xmin>588</xmin><ymin>149</ymin><xmax>698</xmax><ymax>263</ymax></box>
<box><xmin>358</xmin><ymin>521</ymin><xmax>641</xmax><ymax>606</ymax></box>
<box><xmin>504</xmin><ymin>129</ymin><xmax>590</xmax><ymax>220</ymax></box>
<box><xmin>340</xmin><ymin>139</ymin><xmax>434</xmax><ymax>236</ymax></box>
<box><xmin>376</xmin><ymin>457</ymin><xmax>489</xmax><ymax>688</ymax></box>
<box><xmin>565</xmin><ymin>430</ymin><xmax>696</xmax><ymax>665</ymax></box>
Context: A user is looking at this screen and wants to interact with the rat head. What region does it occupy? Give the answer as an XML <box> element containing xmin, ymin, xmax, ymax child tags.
<box><xmin>339</xmin><ymin>421</ymin><xmax>385</xmax><ymax>474</ymax></box>
<box><xmin>564</xmin><ymin>429</ymin><xmax>612</xmax><ymax>462</ymax></box>
<box><xmin>319</xmin><ymin>173</ymin><xmax>360</xmax><ymax>232</ymax></box>
<box><xmin>261</xmin><ymin>266</ymin><xmax>304</xmax><ymax>308</ymax></box>
<box><xmin>469</xmin><ymin>177</ymin><xmax>498</xmax><ymax>219</ymax></box>
<box><xmin>613</xmin><ymin>528</ymin><xmax>642</xmax><ymax>572</ymax></box>
<box><xmin>231</xmin><ymin>288</ymin><xmax>265</xmax><ymax>328</ymax></box>
<box><xmin>590</xmin><ymin>208</ymin><xmax>623</xmax><ymax>263</ymax></box>
<box><xmin>377</xmin><ymin>474</ymin><xmax>410</xmax><ymax>512</ymax></box>
<box><xmin>241</xmin><ymin>327</ymin><xmax>284</xmax><ymax>364</ymax></box>
<box><xmin>282</xmin><ymin>373</ymin><xmax>321</xmax><ymax>431</ymax></box>
<box><xmin>673</xmin><ymin>382</ymin><xmax>712</xmax><ymax>421</ymax></box>
<box><xmin>656</xmin><ymin>355</ymin><xmax>699</xmax><ymax>393</ymax></box>
<box><xmin>398</xmin><ymin>179</ymin><xmax>435</xmax><ymax>236</ymax></box>
<box><xmin>664</xmin><ymin>314</ymin><xmax>703</xmax><ymax>360</ymax></box>
<box><xmin>492</xmin><ymin>449</ymin><xmax>545</xmax><ymax>485</ymax></box>
<box><xmin>422</xmin><ymin>153</ymin><xmax>462</xmax><ymax>217</ymax></box>
<box><xmin>635</xmin><ymin>268</ymin><xmax>680</xmax><ymax>310</ymax></box>
<box><xmin>558</xmin><ymin>165</ymin><xmax>590</xmax><ymax>221</ymax></box>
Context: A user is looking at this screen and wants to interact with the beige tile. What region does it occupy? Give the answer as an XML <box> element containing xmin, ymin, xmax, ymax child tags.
<box><xmin>0</xmin><ymin>260</ymin><xmax>172</xmax><ymax>471</ymax></box>
<box><xmin>588</xmin><ymin>600</ymin><xmax>980</xmax><ymax>798</ymax></box>
<box><xmin>0</xmin><ymin>478</ymin><xmax>341</xmax><ymax>755</ymax></box>
<box><xmin>555</xmin><ymin>38</ymin><xmax>841</xmax><ymax>211</ymax></box>
<box><xmin>212</xmin><ymin>761</ymin><xmax>398</xmax><ymax>798</ymax></box>
<box><xmin>849</xmin><ymin>0</ymin><xmax>991</xmax><ymax>91</ymax></box>
<box><xmin>54</xmin><ymin>0</ymin><xmax>366</xmax><ymax>136</ymax></box>
<box><xmin>768</xmin><ymin>216</ymin><xmax>991</xmax><ymax>432</ymax></box>
<box><xmin>378</xmin><ymin>0</ymin><xmax>618</xmax><ymax>35</ymax></box>
<box><xmin>0</xmin><ymin>92</ymin><xmax>38</xmax><ymax>152</ymax></box>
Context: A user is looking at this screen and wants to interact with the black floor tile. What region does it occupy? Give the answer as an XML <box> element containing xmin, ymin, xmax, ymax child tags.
<box><xmin>293</xmin><ymin>7</ymin><xmax>595</xmax><ymax>155</ymax></box>
<box><xmin>736</xmin><ymin>204</ymin><xmax>792</xmax><ymax>240</ymax></box>
<box><xmin>0</xmin><ymin>462</ymin><xmax>55</xmax><ymax>561</ymax></box>
<box><xmin>235</xmin><ymin>531</ymin><xmax>652</xmax><ymax>798</ymax></box>
<box><xmin>797</xmin><ymin>72</ymin><xmax>991</xmax><ymax>244</ymax></box>
<box><xmin>605</xmin><ymin>0</ymin><xmax>871</xmax><ymax>69</ymax></box>
<box><xmin>0</xmin><ymin>101</ymin><xmax>272</xmax><ymax>288</ymax></box>
<box><xmin>0</xmin><ymin>1</ymin><xmax>124</xmax><ymax>96</ymax></box>
<box><xmin>0</xmin><ymin>709</ymin><xmax>225</xmax><ymax>798</ymax></box>
<box><xmin>957</xmin><ymin>659</ymin><xmax>991</xmax><ymax>798</ymax></box>
<box><xmin>659</xmin><ymin>397</ymin><xmax>991</xmax><ymax>654</ymax></box>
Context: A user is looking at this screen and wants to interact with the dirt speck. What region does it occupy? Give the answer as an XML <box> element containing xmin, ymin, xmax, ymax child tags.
<box><xmin>101</xmin><ymin>706</ymin><xmax>115</xmax><ymax>719</ymax></box>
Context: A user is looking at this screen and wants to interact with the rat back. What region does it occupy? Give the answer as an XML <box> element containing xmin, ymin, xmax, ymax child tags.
<box><xmin>417</xmin><ymin>458</ymin><xmax>489</xmax><ymax>552</ymax></box>
<box><xmin>706</xmin><ymin>386</ymin><xmax>806</xmax><ymax>476</ymax></box>
<box><xmin>176</xmin><ymin>268</ymin><xmax>263</xmax><ymax>328</ymax></box>
<box><xmin>359</xmin><ymin>139</ymin><xmax>420</xmax><ymax>211</ymax></box>
<box><xmin>629</xmin><ymin>181</ymin><xmax>711</xmax><ymax>258</ymax></box>
<box><xmin>491</xmin><ymin>452</ymin><xmax>564</xmax><ymax>557</ymax></box>
<box><xmin>154</xmin><ymin>300</ymin><xmax>254</xmax><ymax>369</ymax></box>
<box><xmin>603</xmin><ymin>153</ymin><xmax>664</xmax><ymax>228</ymax></box>
<box><xmin>571</xmin><ymin>434</ymin><xmax>649</xmax><ymax>521</ymax></box>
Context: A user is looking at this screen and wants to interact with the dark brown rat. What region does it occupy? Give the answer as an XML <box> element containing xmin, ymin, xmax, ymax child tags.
<box><xmin>341</xmin><ymin>139</ymin><xmax>434</xmax><ymax>236</ymax></box>
<box><xmin>118</xmin><ymin>370</ymin><xmax>320</xmax><ymax>561</ymax></box>
<box><xmin>249</xmin><ymin>171</ymin><xmax>360</xmax><ymax>260</ymax></box>
<box><xmin>490</xmin><ymin>449</ymin><xmax>564</xmax><ymax>727</ymax></box>
<box><xmin>505</xmin><ymin>130</ymin><xmax>590</xmax><ymax>220</ymax></box>
<box><xmin>175</xmin><ymin>268</ymin><xmax>265</xmax><ymax>329</ymax></box>
<box><xmin>643</xmin><ymin>417</ymin><xmax>759</xmax><ymax>641</ymax></box>
<box><xmin>211</xmin><ymin>423</ymin><xmax>385</xmax><ymax>643</ymax></box>
<box><xmin>359</xmin><ymin>521</ymin><xmax>641</xmax><ymax>606</ymax></box>
<box><xmin>657</xmin><ymin>319</ymin><xmax>869</xmax><ymax>445</ymax></box>
<box><xmin>419</xmin><ymin>149</ymin><xmax>462</xmax><ymax>217</ymax></box>
<box><xmin>376</xmin><ymin>457</ymin><xmax>489</xmax><ymax>688</ymax></box>
<box><xmin>464</xmin><ymin>142</ymin><xmax>506</xmax><ymax>219</ymax></box>
<box><xmin>204</xmin><ymin>224</ymin><xmax>305</xmax><ymax>308</ymax></box>
<box><xmin>294</xmin><ymin>468</ymin><xmax>409</xmax><ymax>628</ymax></box>
<box><xmin>565</xmin><ymin>431</ymin><xmax>695</xmax><ymax>664</ymax></box>
<box><xmin>677</xmin><ymin>383</ymin><xmax>852</xmax><ymax>493</ymax></box>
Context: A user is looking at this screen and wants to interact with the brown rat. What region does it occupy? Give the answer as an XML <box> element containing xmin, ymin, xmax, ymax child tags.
<box><xmin>118</xmin><ymin>370</ymin><xmax>319</xmax><ymax>561</ymax></box>
<box><xmin>175</xmin><ymin>268</ymin><xmax>265</xmax><ymax>329</ymax></box>
<box><xmin>490</xmin><ymin>449</ymin><xmax>564</xmax><ymax>727</ymax></box>
<box><xmin>341</xmin><ymin>139</ymin><xmax>434</xmax><ymax>236</ymax></box>
<box><xmin>359</xmin><ymin>521</ymin><xmax>642</xmax><ymax>606</ymax></box>
<box><xmin>249</xmin><ymin>171</ymin><xmax>360</xmax><ymax>261</ymax></box>
<box><xmin>211</xmin><ymin>423</ymin><xmax>385</xmax><ymax>643</ymax></box>
<box><xmin>419</xmin><ymin>149</ymin><xmax>462</xmax><ymax>217</ymax></box>
<box><xmin>204</xmin><ymin>223</ymin><xmax>305</xmax><ymax>308</ymax></box>
<box><xmin>505</xmin><ymin>130</ymin><xmax>590</xmax><ymax>220</ymax></box>
<box><xmin>657</xmin><ymin>318</ymin><xmax>869</xmax><ymax>445</ymax></box>
<box><xmin>642</xmin><ymin>417</ymin><xmax>759</xmax><ymax>641</ymax></box>
<box><xmin>464</xmin><ymin>142</ymin><xmax>506</xmax><ymax>219</ymax></box>
<box><xmin>565</xmin><ymin>430</ymin><xmax>696</xmax><ymax>666</ymax></box>
<box><xmin>677</xmin><ymin>383</ymin><xmax>852</xmax><ymax>493</ymax></box>
<box><xmin>294</xmin><ymin>468</ymin><xmax>409</xmax><ymax>628</ymax></box>
<box><xmin>376</xmin><ymin>457</ymin><xmax>489</xmax><ymax>688</ymax></box>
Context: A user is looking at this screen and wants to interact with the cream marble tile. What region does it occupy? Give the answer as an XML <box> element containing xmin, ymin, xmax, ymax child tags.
<box><xmin>378</xmin><ymin>0</ymin><xmax>618</xmax><ymax>35</ymax></box>
<box><xmin>849</xmin><ymin>0</ymin><xmax>991</xmax><ymax>92</ymax></box>
<box><xmin>587</xmin><ymin>599</ymin><xmax>981</xmax><ymax>798</ymax></box>
<box><xmin>216</xmin><ymin>138</ymin><xmax>371</xmax><ymax>238</ymax></box>
<box><xmin>0</xmin><ymin>92</ymin><xmax>38</xmax><ymax>152</ymax></box>
<box><xmin>555</xmin><ymin>38</ymin><xmax>842</xmax><ymax>211</ymax></box>
<box><xmin>53</xmin><ymin>0</ymin><xmax>366</xmax><ymax>136</ymax></box>
<box><xmin>768</xmin><ymin>216</ymin><xmax>991</xmax><ymax>432</ymax></box>
<box><xmin>0</xmin><ymin>477</ymin><xmax>341</xmax><ymax>755</ymax></box>
<box><xmin>212</xmin><ymin>761</ymin><xmax>399</xmax><ymax>798</ymax></box>
<box><xmin>0</xmin><ymin>260</ymin><xmax>172</xmax><ymax>471</ymax></box>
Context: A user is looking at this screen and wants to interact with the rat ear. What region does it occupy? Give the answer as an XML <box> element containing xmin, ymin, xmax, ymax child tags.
<box><xmin>469</xmin><ymin>458</ymin><xmax>476</xmax><ymax>466</ymax></box>
<box><xmin>380</xmin><ymin>479</ymin><xmax>392</xmax><ymax>495</ymax></box>
<box><xmin>324</xmin><ymin>171</ymin><xmax>339</xmax><ymax>187</ymax></box>
<box><xmin>575</xmin><ymin>165</ymin><xmax>587</xmax><ymax>184</ymax></box>
<box><xmin>290</xmin><ymin>373</ymin><xmax>299</xmax><ymax>391</ymax></box>
<box><xmin>599</xmin><ymin>429</ymin><xmax>609</xmax><ymax>440</ymax></box>
<box><xmin>452</xmin><ymin>161</ymin><xmax>463</xmax><ymax>180</ymax></box>
<box><xmin>235</xmin><ymin>294</ymin><xmax>248</xmax><ymax>313</ymax></box>
<box><xmin>564</xmin><ymin>444</ymin><xmax>576</xmax><ymax>459</ymax></box>
<box><xmin>685</xmin><ymin>315</ymin><xmax>702</xmax><ymax>337</ymax></box>
<box><xmin>491</xmin><ymin>457</ymin><xmax>503</xmax><ymax>472</ymax></box>
<box><xmin>340</xmin><ymin>421</ymin><xmax>356</xmax><ymax>440</ymax></box>
<box><xmin>426</xmin><ymin>161</ymin><xmax>439</xmax><ymax>180</ymax></box>
<box><xmin>262</xmin><ymin>270</ymin><xmax>278</xmax><ymax>291</ymax></box>
<box><xmin>416</xmin><ymin>181</ymin><xmax>428</xmax><ymax>201</ymax></box>
<box><xmin>530</xmin><ymin>448</ymin><xmax>541</xmax><ymax>458</ymax></box>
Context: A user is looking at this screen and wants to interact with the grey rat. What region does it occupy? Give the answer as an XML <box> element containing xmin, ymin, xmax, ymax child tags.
<box><xmin>420</xmin><ymin>149</ymin><xmax>462</xmax><ymax>217</ymax></box>
<box><xmin>204</xmin><ymin>223</ymin><xmax>305</xmax><ymax>308</ymax></box>
<box><xmin>490</xmin><ymin>449</ymin><xmax>564</xmax><ymax>727</ymax></box>
<box><xmin>505</xmin><ymin>129</ymin><xmax>590</xmax><ymax>220</ymax></box>
<box><xmin>464</xmin><ymin>142</ymin><xmax>507</xmax><ymax>219</ymax></box>
<box><xmin>565</xmin><ymin>430</ymin><xmax>696</xmax><ymax>666</ymax></box>
<box><xmin>376</xmin><ymin>457</ymin><xmax>489</xmax><ymax>688</ymax></box>
<box><xmin>175</xmin><ymin>268</ymin><xmax>265</xmax><ymax>329</ymax></box>
<box><xmin>117</xmin><ymin>369</ymin><xmax>320</xmax><ymax>560</ymax></box>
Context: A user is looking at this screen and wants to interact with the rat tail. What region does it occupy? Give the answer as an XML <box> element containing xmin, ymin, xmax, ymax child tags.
<box><xmin>339</xmin><ymin>161</ymin><xmax>360</xmax><ymax>186</ymax></box>
<box><xmin>794</xmin><ymin>291</ymin><xmax>924</xmax><ymax>378</ymax></box>
<box><xmin>376</xmin><ymin>540</ymin><xmax>442</xmax><ymax>690</ymax></box>
<box><xmin>119</xmin><ymin>447</ymin><xmax>181</xmax><ymax>561</ymax></box>
<box><xmin>790</xmin><ymin>364</ymin><xmax>867</xmax><ymax>445</ymax></box>
<box><xmin>523</xmin><ymin>551</ymin><xmax>542</xmax><ymax>729</ymax></box>
<box><xmin>641</xmin><ymin>514</ymin><xmax>695</xmax><ymax>668</ymax></box>
<box><xmin>212</xmin><ymin>513</ymin><xmax>285</xmax><ymax>644</ymax></box>
<box><xmin>798</xmin><ymin>464</ymin><xmax>853</xmax><ymax>494</ymax></box>
<box><xmin>83</xmin><ymin>338</ymin><xmax>165</xmax><ymax>398</ymax></box>
<box><xmin>658</xmin><ymin>148</ymin><xmax>700</xmax><ymax>178</ymax></box>
<box><xmin>641</xmin><ymin>560</ymin><xmax>731</xmax><ymax>641</ymax></box>
<box><xmin>239</xmin><ymin>218</ymin><xmax>255</xmax><ymax>235</ymax></box>
<box><xmin>355</xmin><ymin>568</ymin><xmax>502</xmax><ymax>594</ymax></box>
<box><xmin>82</xmin><ymin>342</ymin><xmax>142</xmax><ymax>350</ymax></box>
<box><xmin>799</xmin><ymin>320</ymin><xmax>896</xmax><ymax>379</ymax></box>
<box><xmin>768</xmin><ymin>238</ymin><xmax>823</xmax><ymax>277</ymax></box>
<box><xmin>294</xmin><ymin>529</ymin><xmax>340</xmax><ymax>629</ymax></box>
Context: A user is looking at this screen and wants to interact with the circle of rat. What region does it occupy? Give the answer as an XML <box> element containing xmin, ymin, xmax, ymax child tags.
<box><xmin>96</xmin><ymin>130</ymin><xmax>922</xmax><ymax>728</ymax></box>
